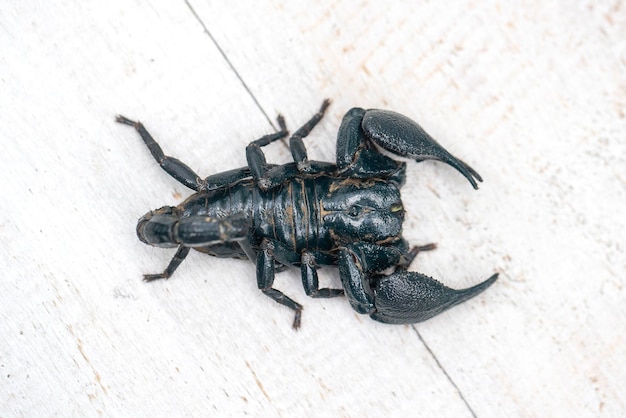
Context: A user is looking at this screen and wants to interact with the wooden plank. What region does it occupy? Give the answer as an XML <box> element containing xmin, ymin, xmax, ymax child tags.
<box><xmin>1</xmin><ymin>0</ymin><xmax>625</xmax><ymax>416</ymax></box>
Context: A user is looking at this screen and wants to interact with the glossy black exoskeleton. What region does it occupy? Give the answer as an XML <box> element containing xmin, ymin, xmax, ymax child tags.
<box><xmin>117</xmin><ymin>100</ymin><xmax>497</xmax><ymax>329</ymax></box>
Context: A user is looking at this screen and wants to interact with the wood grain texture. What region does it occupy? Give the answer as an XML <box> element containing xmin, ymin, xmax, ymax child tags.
<box><xmin>1</xmin><ymin>1</ymin><xmax>625</xmax><ymax>416</ymax></box>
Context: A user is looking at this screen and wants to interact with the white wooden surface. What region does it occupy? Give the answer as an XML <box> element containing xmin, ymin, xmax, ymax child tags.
<box><xmin>1</xmin><ymin>1</ymin><xmax>625</xmax><ymax>416</ymax></box>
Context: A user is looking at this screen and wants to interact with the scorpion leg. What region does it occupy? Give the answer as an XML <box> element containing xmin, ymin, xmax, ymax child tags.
<box><xmin>395</xmin><ymin>243</ymin><xmax>437</xmax><ymax>271</ymax></box>
<box><xmin>287</xmin><ymin>99</ymin><xmax>331</xmax><ymax>172</ymax></box>
<box><xmin>143</xmin><ymin>245</ymin><xmax>191</xmax><ymax>282</ymax></box>
<box><xmin>116</xmin><ymin>116</ymin><xmax>204</xmax><ymax>191</ymax></box>
<box><xmin>360</xmin><ymin>109</ymin><xmax>483</xmax><ymax>189</ymax></box>
<box><xmin>256</xmin><ymin>239</ymin><xmax>303</xmax><ymax>329</ymax></box>
<box><xmin>202</xmin><ymin>166</ymin><xmax>252</xmax><ymax>191</ymax></box>
<box><xmin>258</xmin><ymin>239</ymin><xmax>343</xmax><ymax>299</ymax></box>
<box><xmin>247</xmin><ymin>101</ymin><xmax>335</xmax><ymax>190</ymax></box>
<box><xmin>246</xmin><ymin>115</ymin><xmax>290</xmax><ymax>188</ymax></box>
<box><xmin>301</xmin><ymin>252</ymin><xmax>344</xmax><ymax>298</ymax></box>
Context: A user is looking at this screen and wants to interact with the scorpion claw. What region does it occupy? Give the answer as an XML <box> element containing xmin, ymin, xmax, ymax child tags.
<box><xmin>362</xmin><ymin>109</ymin><xmax>483</xmax><ymax>189</ymax></box>
<box><xmin>371</xmin><ymin>272</ymin><xmax>499</xmax><ymax>324</ymax></box>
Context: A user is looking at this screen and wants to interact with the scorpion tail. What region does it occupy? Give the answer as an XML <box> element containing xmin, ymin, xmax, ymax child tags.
<box><xmin>371</xmin><ymin>271</ymin><xmax>498</xmax><ymax>324</ymax></box>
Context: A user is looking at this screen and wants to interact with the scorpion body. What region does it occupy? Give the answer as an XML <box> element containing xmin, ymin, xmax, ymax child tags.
<box><xmin>118</xmin><ymin>100</ymin><xmax>498</xmax><ymax>329</ymax></box>
<box><xmin>140</xmin><ymin>174</ymin><xmax>404</xmax><ymax>259</ymax></box>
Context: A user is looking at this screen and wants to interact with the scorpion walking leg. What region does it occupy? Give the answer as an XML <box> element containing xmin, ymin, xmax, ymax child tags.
<box><xmin>203</xmin><ymin>167</ymin><xmax>254</xmax><ymax>191</ymax></box>
<box><xmin>116</xmin><ymin>116</ymin><xmax>204</xmax><ymax>191</ymax></box>
<box><xmin>246</xmin><ymin>115</ymin><xmax>289</xmax><ymax>185</ymax></box>
<box><xmin>144</xmin><ymin>245</ymin><xmax>191</xmax><ymax>282</ymax></box>
<box><xmin>256</xmin><ymin>239</ymin><xmax>303</xmax><ymax>329</ymax></box>
<box><xmin>288</xmin><ymin>99</ymin><xmax>331</xmax><ymax>170</ymax></box>
<box><xmin>301</xmin><ymin>252</ymin><xmax>344</xmax><ymax>298</ymax></box>
<box><xmin>247</xmin><ymin>101</ymin><xmax>335</xmax><ymax>190</ymax></box>
<box><xmin>396</xmin><ymin>243</ymin><xmax>437</xmax><ymax>271</ymax></box>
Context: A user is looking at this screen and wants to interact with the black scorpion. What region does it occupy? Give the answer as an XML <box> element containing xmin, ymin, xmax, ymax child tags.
<box><xmin>117</xmin><ymin>100</ymin><xmax>498</xmax><ymax>329</ymax></box>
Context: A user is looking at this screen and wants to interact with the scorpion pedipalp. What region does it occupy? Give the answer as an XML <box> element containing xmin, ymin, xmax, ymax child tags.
<box><xmin>371</xmin><ymin>271</ymin><xmax>499</xmax><ymax>324</ymax></box>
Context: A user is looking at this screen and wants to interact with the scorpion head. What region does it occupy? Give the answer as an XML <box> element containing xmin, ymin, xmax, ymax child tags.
<box><xmin>322</xmin><ymin>179</ymin><xmax>404</xmax><ymax>244</ymax></box>
<box><xmin>136</xmin><ymin>206</ymin><xmax>180</xmax><ymax>248</ymax></box>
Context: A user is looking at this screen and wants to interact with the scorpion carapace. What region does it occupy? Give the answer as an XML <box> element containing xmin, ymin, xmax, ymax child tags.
<box><xmin>117</xmin><ymin>100</ymin><xmax>498</xmax><ymax>329</ymax></box>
